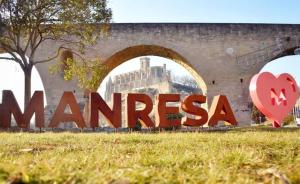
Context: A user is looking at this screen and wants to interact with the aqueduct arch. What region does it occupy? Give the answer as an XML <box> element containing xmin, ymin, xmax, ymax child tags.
<box><xmin>236</xmin><ymin>36</ymin><xmax>300</xmax><ymax>74</ymax></box>
<box><xmin>254</xmin><ymin>45</ymin><xmax>300</xmax><ymax>77</ymax></box>
<box><xmin>99</xmin><ymin>45</ymin><xmax>208</xmax><ymax>95</ymax></box>
<box><xmin>2</xmin><ymin>23</ymin><xmax>300</xmax><ymax>126</ymax></box>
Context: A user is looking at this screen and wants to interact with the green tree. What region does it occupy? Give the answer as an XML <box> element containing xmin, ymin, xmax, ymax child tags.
<box><xmin>0</xmin><ymin>0</ymin><xmax>112</xmax><ymax>108</ymax></box>
<box><xmin>50</xmin><ymin>57</ymin><xmax>108</xmax><ymax>92</ymax></box>
<box><xmin>167</xmin><ymin>113</ymin><xmax>184</xmax><ymax>121</ymax></box>
<box><xmin>133</xmin><ymin>120</ymin><xmax>142</xmax><ymax>131</ymax></box>
<box><xmin>251</xmin><ymin>105</ymin><xmax>266</xmax><ymax>124</ymax></box>
<box><xmin>282</xmin><ymin>114</ymin><xmax>294</xmax><ymax>126</ymax></box>
<box><xmin>165</xmin><ymin>113</ymin><xmax>183</xmax><ymax>130</ymax></box>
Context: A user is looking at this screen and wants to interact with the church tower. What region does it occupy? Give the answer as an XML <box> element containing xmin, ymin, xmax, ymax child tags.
<box><xmin>140</xmin><ymin>57</ymin><xmax>150</xmax><ymax>72</ymax></box>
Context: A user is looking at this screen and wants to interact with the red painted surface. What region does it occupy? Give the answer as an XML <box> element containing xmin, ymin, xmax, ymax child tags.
<box><xmin>250</xmin><ymin>72</ymin><xmax>299</xmax><ymax>128</ymax></box>
<box><xmin>49</xmin><ymin>92</ymin><xmax>86</xmax><ymax>128</ymax></box>
<box><xmin>90</xmin><ymin>93</ymin><xmax>121</xmax><ymax>128</ymax></box>
<box><xmin>156</xmin><ymin>94</ymin><xmax>181</xmax><ymax>128</ymax></box>
<box><xmin>127</xmin><ymin>93</ymin><xmax>155</xmax><ymax>128</ymax></box>
<box><xmin>1</xmin><ymin>90</ymin><xmax>44</xmax><ymax>128</ymax></box>
<box><xmin>181</xmin><ymin>95</ymin><xmax>208</xmax><ymax>127</ymax></box>
<box><xmin>208</xmin><ymin>95</ymin><xmax>237</xmax><ymax>126</ymax></box>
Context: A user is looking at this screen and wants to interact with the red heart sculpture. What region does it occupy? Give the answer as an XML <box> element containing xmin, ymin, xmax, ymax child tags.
<box><xmin>249</xmin><ymin>72</ymin><xmax>299</xmax><ymax>128</ymax></box>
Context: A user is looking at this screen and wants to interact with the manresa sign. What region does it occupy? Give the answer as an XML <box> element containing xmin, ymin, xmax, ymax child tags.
<box><xmin>0</xmin><ymin>91</ymin><xmax>237</xmax><ymax>129</ymax></box>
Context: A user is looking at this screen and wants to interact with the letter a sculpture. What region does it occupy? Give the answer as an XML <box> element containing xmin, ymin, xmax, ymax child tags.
<box><xmin>249</xmin><ymin>72</ymin><xmax>299</xmax><ymax>128</ymax></box>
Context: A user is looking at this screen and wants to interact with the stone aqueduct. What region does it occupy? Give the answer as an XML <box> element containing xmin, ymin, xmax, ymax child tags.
<box><xmin>5</xmin><ymin>23</ymin><xmax>300</xmax><ymax>126</ymax></box>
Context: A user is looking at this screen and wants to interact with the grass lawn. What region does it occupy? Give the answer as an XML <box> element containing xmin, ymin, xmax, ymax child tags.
<box><xmin>0</xmin><ymin>128</ymin><xmax>299</xmax><ymax>184</ymax></box>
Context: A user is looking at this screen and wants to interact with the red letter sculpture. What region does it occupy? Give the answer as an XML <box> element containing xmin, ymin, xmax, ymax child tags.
<box><xmin>156</xmin><ymin>94</ymin><xmax>181</xmax><ymax>128</ymax></box>
<box><xmin>249</xmin><ymin>72</ymin><xmax>299</xmax><ymax>128</ymax></box>
<box><xmin>181</xmin><ymin>95</ymin><xmax>208</xmax><ymax>127</ymax></box>
<box><xmin>0</xmin><ymin>90</ymin><xmax>44</xmax><ymax>128</ymax></box>
<box><xmin>127</xmin><ymin>94</ymin><xmax>155</xmax><ymax>128</ymax></box>
<box><xmin>89</xmin><ymin>93</ymin><xmax>121</xmax><ymax>128</ymax></box>
<box><xmin>49</xmin><ymin>92</ymin><xmax>85</xmax><ymax>128</ymax></box>
<box><xmin>208</xmin><ymin>95</ymin><xmax>237</xmax><ymax>126</ymax></box>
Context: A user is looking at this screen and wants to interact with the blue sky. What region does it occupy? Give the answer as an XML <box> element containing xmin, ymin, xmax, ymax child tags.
<box><xmin>108</xmin><ymin>0</ymin><xmax>300</xmax><ymax>24</ymax></box>
<box><xmin>1</xmin><ymin>0</ymin><xmax>300</xmax><ymax>105</ymax></box>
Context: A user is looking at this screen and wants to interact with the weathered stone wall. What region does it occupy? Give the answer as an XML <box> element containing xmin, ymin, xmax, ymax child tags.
<box><xmin>32</xmin><ymin>23</ymin><xmax>300</xmax><ymax>126</ymax></box>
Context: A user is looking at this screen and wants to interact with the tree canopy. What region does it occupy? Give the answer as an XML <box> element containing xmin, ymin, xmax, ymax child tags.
<box><xmin>0</xmin><ymin>0</ymin><xmax>112</xmax><ymax>107</ymax></box>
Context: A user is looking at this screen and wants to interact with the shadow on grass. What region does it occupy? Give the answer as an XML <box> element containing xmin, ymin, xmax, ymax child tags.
<box><xmin>229</xmin><ymin>126</ymin><xmax>300</xmax><ymax>132</ymax></box>
<box><xmin>0</xmin><ymin>126</ymin><xmax>299</xmax><ymax>134</ymax></box>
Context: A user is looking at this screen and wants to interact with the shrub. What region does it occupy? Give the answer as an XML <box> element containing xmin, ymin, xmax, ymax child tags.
<box><xmin>251</xmin><ymin>105</ymin><xmax>266</xmax><ymax>124</ymax></box>
<box><xmin>282</xmin><ymin>115</ymin><xmax>295</xmax><ymax>126</ymax></box>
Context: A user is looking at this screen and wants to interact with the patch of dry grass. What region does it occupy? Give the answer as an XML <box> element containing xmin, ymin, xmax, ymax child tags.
<box><xmin>0</xmin><ymin>129</ymin><xmax>299</xmax><ymax>183</ymax></box>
